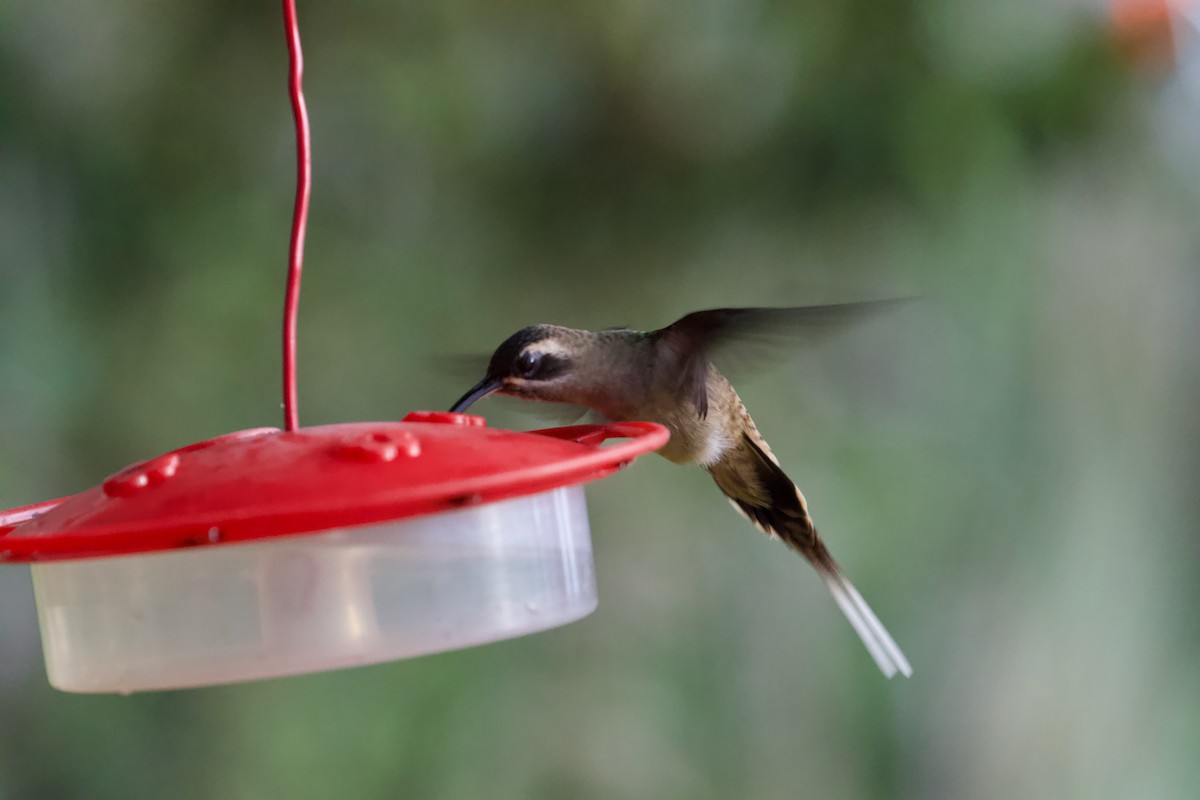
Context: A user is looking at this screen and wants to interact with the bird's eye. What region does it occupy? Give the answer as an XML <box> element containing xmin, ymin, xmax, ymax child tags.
<box><xmin>516</xmin><ymin>351</ymin><xmax>542</xmax><ymax>378</ymax></box>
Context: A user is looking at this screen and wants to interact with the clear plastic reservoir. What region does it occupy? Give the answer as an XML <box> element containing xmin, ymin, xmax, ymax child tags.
<box><xmin>30</xmin><ymin>486</ymin><xmax>595</xmax><ymax>693</ymax></box>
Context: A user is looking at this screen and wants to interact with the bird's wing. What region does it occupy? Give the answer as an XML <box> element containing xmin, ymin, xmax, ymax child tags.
<box><xmin>484</xmin><ymin>395</ymin><xmax>603</xmax><ymax>426</ymax></box>
<box><xmin>652</xmin><ymin>299</ymin><xmax>913</xmax><ymax>418</ymax></box>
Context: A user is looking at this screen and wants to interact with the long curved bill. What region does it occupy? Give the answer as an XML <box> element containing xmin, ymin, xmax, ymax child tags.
<box><xmin>449</xmin><ymin>376</ymin><xmax>501</xmax><ymax>413</ymax></box>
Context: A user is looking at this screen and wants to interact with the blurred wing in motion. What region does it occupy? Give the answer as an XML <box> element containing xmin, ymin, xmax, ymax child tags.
<box><xmin>652</xmin><ymin>299</ymin><xmax>915</xmax><ymax>417</ymax></box>
<box><xmin>484</xmin><ymin>395</ymin><xmax>601</xmax><ymax>427</ymax></box>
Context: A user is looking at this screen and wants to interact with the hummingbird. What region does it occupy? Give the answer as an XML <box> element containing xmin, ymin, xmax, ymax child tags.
<box><xmin>449</xmin><ymin>301</ymin><xmax>912</xmax><ymax>678</ymax></box>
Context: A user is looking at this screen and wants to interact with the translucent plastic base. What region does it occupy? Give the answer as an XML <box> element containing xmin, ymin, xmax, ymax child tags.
<box><xmin>31</xmin><ymin>487</ymin><xmax>596</xmax><ymax>693</ymax></box>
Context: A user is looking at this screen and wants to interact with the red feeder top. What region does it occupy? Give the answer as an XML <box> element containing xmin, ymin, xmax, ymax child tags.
<box><xmin>0</xmin><ymin>413</ymin><xmax>667</xmax><ymax>563</ymax></box>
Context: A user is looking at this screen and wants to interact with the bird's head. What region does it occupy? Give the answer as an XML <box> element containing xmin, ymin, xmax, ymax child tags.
<box><xmin>449</xmin><ymin>325</ymin><xmax>588</xmax><ymax>412</ymax></box>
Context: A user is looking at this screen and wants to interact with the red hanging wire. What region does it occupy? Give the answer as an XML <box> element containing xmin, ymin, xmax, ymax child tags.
<box><xmin>281</xmin><ymin>0</ymin><xmax>310</xmax><ymax>432</ymax></box>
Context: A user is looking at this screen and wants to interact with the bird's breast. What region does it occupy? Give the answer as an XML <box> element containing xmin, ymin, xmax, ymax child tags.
<box><xmin>636</xmin><ymin>408</ymin><xmax>733</xmax><ymax>466</ymax></box>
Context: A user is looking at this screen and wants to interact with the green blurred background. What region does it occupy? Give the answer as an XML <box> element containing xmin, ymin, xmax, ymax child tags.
<box><xmin>2</xmin><ymin>1</ymin><xmax>1198</xmax><ymax>798</ymax></box>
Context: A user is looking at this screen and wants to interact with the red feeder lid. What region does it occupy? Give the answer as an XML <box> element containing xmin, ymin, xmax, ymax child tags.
<box><xmin>0</xmin><ymin>412</ymin><xmax>668</xmax><ymax>563</ymax></box>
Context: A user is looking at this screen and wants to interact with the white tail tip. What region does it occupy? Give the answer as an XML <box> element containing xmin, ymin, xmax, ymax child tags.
<box><xmin>821</xmin><ymin>571</ymin><xmax>912</xmax><ymax>679</ymax></box>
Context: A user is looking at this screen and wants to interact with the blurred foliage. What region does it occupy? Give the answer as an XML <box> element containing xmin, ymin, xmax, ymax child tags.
<box><xmin>2</xmin><ymin>1</ymin><xmax>1198</xmax><ymax>799</ymax></box>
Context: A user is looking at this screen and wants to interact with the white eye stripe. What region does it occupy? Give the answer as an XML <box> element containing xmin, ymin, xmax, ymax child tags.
<box><xmin>523</xmin><ymin>340</ymin><xmax>569</xmax><ymax>358</ymax></box>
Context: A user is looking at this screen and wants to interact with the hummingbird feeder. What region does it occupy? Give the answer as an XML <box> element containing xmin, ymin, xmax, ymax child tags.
<box><xmin>0</xmin><ymin>2</ymin><xmax>667</xmax><ymax>694</ymax></box>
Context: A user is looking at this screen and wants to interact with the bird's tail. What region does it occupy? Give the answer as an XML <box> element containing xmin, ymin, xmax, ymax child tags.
<box><xmin>710</xmin><ymin>434</ymin><xmax>912</xmax><ymax>679</ymax></box>
<box><xmin>816</xmin><ymin>558</ymin><xmax>912</xmax><ymax>679</ymax></box>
